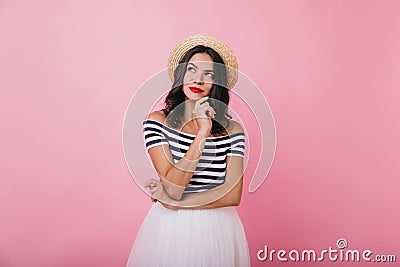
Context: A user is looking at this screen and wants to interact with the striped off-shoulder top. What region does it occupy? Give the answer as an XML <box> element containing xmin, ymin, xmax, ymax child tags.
<box><xmin>143</xmin><ymin>119</ymin><xmax>245</xmax><ymax>194</ymax></box>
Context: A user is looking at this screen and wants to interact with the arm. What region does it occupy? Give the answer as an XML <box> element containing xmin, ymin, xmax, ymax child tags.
<box><xmin>159</xmin><ymin>155</ymin><xmax>244</xmax><ymax>210</ymax></box>
<box><xmin>147</xmin><ymin>130</ymin><xmax>208</xmax><ymax>200</ymax></box>
<box><xmin>145</xmin><ymin>99</ymin><xmax>215</xmax><ymax>200</ymax></box>
<box><xmin>147</xmin><ymin>121</ymin><xmax>246</xmax><ymax>210</ymax></box>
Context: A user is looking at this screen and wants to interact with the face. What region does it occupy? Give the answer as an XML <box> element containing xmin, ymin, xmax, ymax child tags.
<box><xmin>182</xmin><ymin>53</ymin><xmax>215</xmax><ymax>101</ymax></box>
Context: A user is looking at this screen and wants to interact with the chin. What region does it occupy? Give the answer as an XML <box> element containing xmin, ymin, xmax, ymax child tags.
<box><xmin>186</xmin><ymin>95</ymin><xmax>203</xmax><ymax>101</ymax></box>
<box><xmin>184</xmin><ymin>90</ymin><xmax>207</xmax><ymax>101</ymax></box>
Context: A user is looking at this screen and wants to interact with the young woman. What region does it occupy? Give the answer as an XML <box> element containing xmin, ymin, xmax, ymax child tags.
<box><xmin>126</xmin><ymin>34</ymin><xmax>250</xmax><ymax>267</ymax></box>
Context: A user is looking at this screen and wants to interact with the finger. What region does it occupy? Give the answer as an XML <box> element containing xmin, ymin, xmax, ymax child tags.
<box><xmin>195</xmin><ymin>96</ymin><xmax>209</xmax><ymax>109</ymax></box>
<box><xmin>205</xmin><ymin>106</ymin><xmax>216</xmax><ymax>118</ymax></box>
<box><xmin>208</xmin><ymin>106</ymin><xmax>216</xmax><ymax>115</ymax></box>
<box><xmin>210</xmin><ymin>109</ymin><xmax>216</xmax><ymax>118</ymax></box>
<box><xmin>197</xmin><ymin>103</ymin><xmax>211</xmax><ymax>116</ymax></box>
<box><xmin>144</xmin><ymin>179</ymin><xmax>159</xmax><ymax>188</ymax></box>
<box><xmin>144</xmin><ymin>179</ymin><xmax>156</xmax><ymax>187</ymax></box>
<box><xmin>200</xmin><ymin>96</ymin><xmax>209</xmax><ymax>102</ymax></box>
<box><xmin>200</xmin><ymin>101</ymin><xmax>210</xmax><ymax>107</ymax></box>
<box><xmin>152</xmin><ymin>191</ymin><xmax>161</xmax><ymax>199</ymax></box>
<box><xmin>144</xmin><ymin>180</ymin><xmax>154</xmax><ymax>188</ymax></box>
<box><xmin>150</xmin><ymin>187</ymin><xmax>159</xmax><ymax>195</ymax></box>
<box><xmin>194</xmin><ymin>108</ymin><xmax>210</xmax><ymax>119</ymax></box>
<box><xmin>149</xmin><ymin>181</ymin><xmax>159</xmax><ymax>188</ymax></box>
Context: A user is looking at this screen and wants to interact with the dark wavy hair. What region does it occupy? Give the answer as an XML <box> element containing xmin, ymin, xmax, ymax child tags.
<box><xmin>163</xmin><ymin>45</ymin><xmax>232</xmax><ymax>135</ymax></box>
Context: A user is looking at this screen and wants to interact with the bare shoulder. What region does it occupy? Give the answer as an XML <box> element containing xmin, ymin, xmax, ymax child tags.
<box><xmin>144</xmin><ymin>110</ymin><xmax>166</xmax><ymax>124</ymax></box>
<box><xmin>228</xmin><ymin>120</ymin><xmax>244</xmax><ymax>134</ymax></box>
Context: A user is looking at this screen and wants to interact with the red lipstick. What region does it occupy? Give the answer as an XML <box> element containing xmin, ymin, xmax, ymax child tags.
<box><xmin>189</xmin><ymin>87</ymin><xmax>204</xmax><ymax>93</ymax></box>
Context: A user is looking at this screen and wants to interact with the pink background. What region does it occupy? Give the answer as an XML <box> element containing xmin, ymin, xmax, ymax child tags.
<box><xmin>1</xmin><ymin>0</ymin><xmax>399</xmax><ymax>266</ymax></box>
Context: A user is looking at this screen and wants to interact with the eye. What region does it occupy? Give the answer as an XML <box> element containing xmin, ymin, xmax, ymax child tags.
<box><xmin>205</xmin><ymin>72</ymin><xmax>215</xmax><ymax>79</ymax></box>
<box><xmin>187</xmin><ymin>66</ymin><xmax>196</xmax><ymax>73</ymax></box>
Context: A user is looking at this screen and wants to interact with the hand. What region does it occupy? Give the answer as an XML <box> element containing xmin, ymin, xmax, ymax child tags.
<box><xmin>144</xmin><ymin>179</ymin><xmax>165</xmax><ymax>200</ymax></box>
<box><xmin>144</xmin><ymin>179</ymin><xmax>179</xmax><ymax>210</ymax></box>
<box><xmin>192</xmin><ymin>96</ymin><xmax>215</xmax><ymax>135</ymax></box>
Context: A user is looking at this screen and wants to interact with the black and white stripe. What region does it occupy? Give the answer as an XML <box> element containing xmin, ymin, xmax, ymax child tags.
<box><xmin>143</xmin><ymin>119</ymin><xmax>245</xmax><ymax>194</ymax></box>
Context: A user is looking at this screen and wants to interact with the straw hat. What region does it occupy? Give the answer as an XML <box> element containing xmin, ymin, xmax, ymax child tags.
<box><xmin>168</xmin><ymin>34</ymin><xmax>238</xmax><ymax>90</ymax></box>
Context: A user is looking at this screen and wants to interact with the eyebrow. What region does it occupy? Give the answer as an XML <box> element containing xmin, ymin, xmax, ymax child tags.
<box><xmin>188</xmin><ymin>62</ymin><xmax>214</xmax><ymax>72</ymax></box>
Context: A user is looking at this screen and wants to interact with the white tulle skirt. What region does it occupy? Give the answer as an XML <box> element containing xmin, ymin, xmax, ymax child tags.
<box><xmin>126</xmin><ymin>201</ymin><xmax>250</xmax><ymax>267</ymax></box>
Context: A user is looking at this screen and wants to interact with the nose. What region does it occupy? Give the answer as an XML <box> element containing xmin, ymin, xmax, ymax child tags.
<box><xmin>195</xmin><ymin>80</ymin><xmax>204</xmax><ymax>85</ymax></box>
<box><xmin>193</xmin><ymin>73</ymin><xmax>204</xmax><ymax>84</ymax></box>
